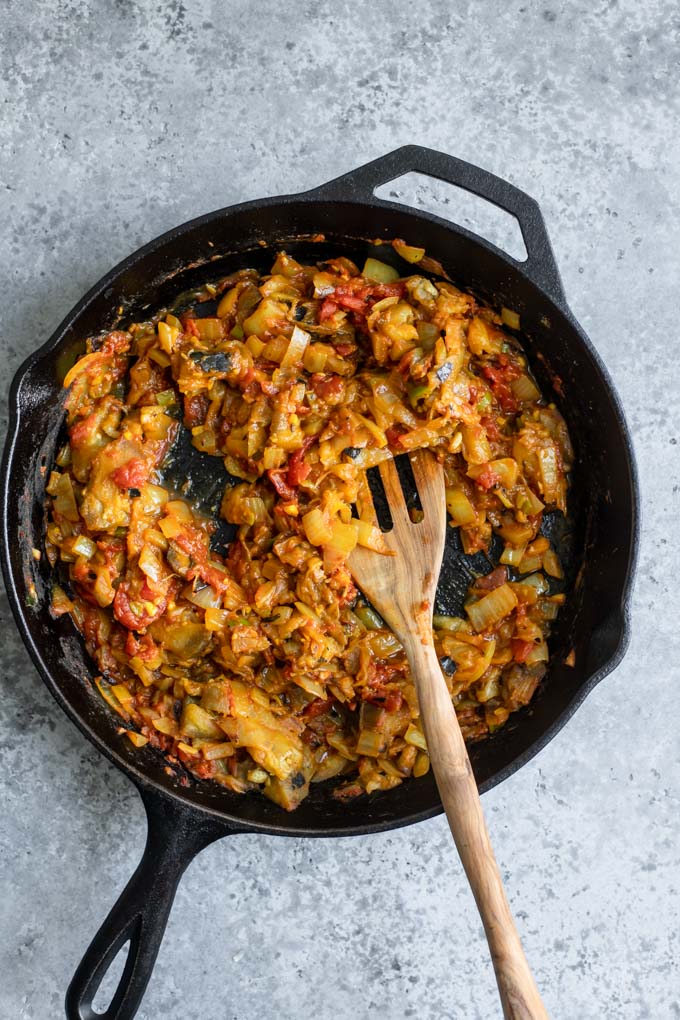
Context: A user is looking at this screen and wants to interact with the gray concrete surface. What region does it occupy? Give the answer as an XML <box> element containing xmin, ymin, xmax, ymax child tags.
<box><xmin>1</xmin><ymin>1</ymin><xmax>679</xmax><ymax>1017</ymax></box>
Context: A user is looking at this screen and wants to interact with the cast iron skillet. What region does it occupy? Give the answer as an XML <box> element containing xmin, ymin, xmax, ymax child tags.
<box><xmin>1</xmin><ymin>146</ymin><xmax>638</xmax><ymax>1020</ymax></box>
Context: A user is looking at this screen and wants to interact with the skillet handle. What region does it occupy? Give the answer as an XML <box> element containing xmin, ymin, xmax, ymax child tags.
<box><xmin>65</xmin><ymin>786</ymin><xmax>235</xmax><ymax>1020</ymax></box>
<box><xmin>305</xmin><ymin>144</ymin><xmax>566</xmax><ymax>306</ymax></box>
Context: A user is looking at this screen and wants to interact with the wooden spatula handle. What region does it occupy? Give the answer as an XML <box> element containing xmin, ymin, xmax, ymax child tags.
<box><xmin>405</xmin><ymin>637</ymin><xmax>549</xmax><ymax>1020</ymax></box>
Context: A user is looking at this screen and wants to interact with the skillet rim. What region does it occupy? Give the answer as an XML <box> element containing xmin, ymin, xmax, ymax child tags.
<box><xmin>0</xmin><ymin>182</ymin><xmax>640</xmax><ymax>838</ymax></box>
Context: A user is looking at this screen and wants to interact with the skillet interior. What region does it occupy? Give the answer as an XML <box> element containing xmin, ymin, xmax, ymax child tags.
<box><xmin>1</xmin><ymin>195</ymin><xmax>637</xmax><ymax>837</ymax></box>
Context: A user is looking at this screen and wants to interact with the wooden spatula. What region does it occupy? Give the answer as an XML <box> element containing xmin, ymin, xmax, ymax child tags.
<box><xmin>348</xmin><ymin>449</ymin><xmax>549</xmax><ymax>1020</ymax></box>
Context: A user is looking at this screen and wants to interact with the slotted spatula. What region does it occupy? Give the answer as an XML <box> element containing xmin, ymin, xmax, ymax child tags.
<box><xmin>348</xmin><ymin>449</ymin><xmax>549</xmax><ymax>1020</ymax></box>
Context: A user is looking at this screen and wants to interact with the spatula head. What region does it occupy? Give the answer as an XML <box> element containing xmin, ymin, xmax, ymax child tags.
<box><xmin>348</xmin><ymin>450</ymin><xmax>447</xmax><ymax>645</ymax></box>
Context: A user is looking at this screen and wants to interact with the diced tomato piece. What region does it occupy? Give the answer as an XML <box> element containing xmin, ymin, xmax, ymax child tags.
<box><xmin>481</xmin><ymin>362</ymin><xmax>518</xmax><ymax>384</ymax></box>
<box><xmin>333</xmin><ymin>782</ymin><xmax>363</xmax><ymax>801</ymax></box>
<box><xmin>182</xmin><ymin>317</ymin><xmax>200</xmax><ymax>338</ymax></box>
<box><xmin>184</xmin><ymin>756</ymin><xmax>216</xmax><ymax>779</ymax></box>
<box><xmin>183</xmin><ymin>394</ymin><xmax>209</xmax><ymax>428</ymax></box>
<box><xmin>498</xmin><ymin>388</ymin><xmax>518</xmax><ymax>414</ymax></box>
<box><xmin>287</xmin><ymin>457</ymin><xmax>310</xmax><ymax>487</ymax></box>
<box><xmin>321</xmin><ymin>281</ymin><xmax>403</xmax><ymax>324</ymax></box>
<box><xmin>110</xmin><ymin>458</ymin><xmax>150</xmax><ymax>490</ymax></box>
<box><xmin>302</xmin><ymin>698</ymin><xmax>334</xmax><ymax>720</ymax></box>
<box><xmin>319</xmin><ymin>298</ymin><xmax>338</xmax><ymax>322</ymax></box>
<box><xmin>286</xmin><ymin>444</ymin><xmax>313</xmax><ymax>488</ymax></box>
<box><xmin>71</xmin><ymin>559</ymin><xmax>93</xmax><ymax>584</ymax></box>
<box><xmin>367</xmin><ymin>282</ymin><xmax>404</xmax><ymax>300</ymax></box>
<box><xmin>225</xmin><ymin>540</ymin><xmax>248</xmax><ymax>583</ymax></box>
<box><xmin>125</xmin><ymin>631</ymin><xmax>140</xmax><ymax>657</ymax></box>
<box><xmin>361</xmin><ymin>685</ymin><xmax>404</xmax><ymax>711</ymax></box>
<box><xmin>480</xmin><ymin>414</ymin><xmax>502</xmax><ymax>442</ymax></box>
<box><xmin>334</xmin><ymin>342</ymin><xmax>354</xmax><ymax>356</ymax></box>
<box><xmin>69</xmin><ymin>408</ymin><xmax>103</xmax><ymax>448</ymax></box>
<box><xmin>310</xmin><ymin>373</ymin><xmax>344</xmax><ymax>403</ymax></box>
<box><xmin>334</xmin><ymin>281</ymin><xmax>367</xmax><ymax>296</ymax></box>
<box><xmin>335</xmin><ymin>292</ymin><xmax>367</xmax><ymax>314</ymax></box>
<box><xmin>96</xmin><ymin>538</ymin><xmax>125</xmax><ymax>564</ymax></box>
<box><xmin>384</xmin><ymin>690</ymin><xmax>404</xmax><ymax>712</ymax></box>
<box><xmin>385</xmin><ymin>424</ymin><xmax>406</xmax><ymax>448</ymax></box>
<box><xmin>100</xmin><ymin>331</ymin><xmax>131</xmax><ymax>356</ymax></box>
<box><xmin>512</xmin><ymin>639</ymin><xmax>534</xmax><ymax>663</ymax></box>
<box><xmin>172</xmin><ymin>526</ymin><xmax>208</xmax><ymax>564</ymax></box>
<box><xmin>475</xmin><ymin>465</ymin><xmax>500</xmax><ymax>491</ymax></box>
<box><xmin>171</xmin><ymin>528</ymin><xmax>227</xmax><ymax>593</ymax></box>
<box><xmin>267</xmin><ymin>468</ymin><xmax>296</xmax><ymax>500</ymax></box>
<box><xmin>113</xmin><ymin>582</ymin><xmax>167</xmax><ymax>631</ymax></box>
<box><xmin>79</xmin><ymin>604</ymin><xmax>109</xmax><ymax>645</ymax></box>
<box><xmin>195</xmin><ymin>558</ymin><xmax>230</xmax><ymax>591</ymax></box>
<box><xmin>475</xmin><ymin>566</ymin><xmax>508</xmax><ymax>591</ymax></box>
<box><xmin>480</xmin><ymin>362</ymin><xmax>521</xmax><ymax>414</ymax></box>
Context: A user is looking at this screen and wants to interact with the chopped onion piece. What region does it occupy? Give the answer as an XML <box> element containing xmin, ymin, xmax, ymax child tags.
<box><xmin>416</xmin><ymin>321</ymin><xmax>439</xmax><ymax>350</ymax></box>
<box><xmin>526</xmin><ymin>640</ymin><xmax>549</xmax><ymax>665</ymax></box>
<box><xmin>126</xmin><ymin>731</ymin><xmax>149</xmax><ymax>748</ymax></box>
<box><xmin>542</xmin><ymin>548</ymin><xmax>563</xmax><ymax>579</ymax></box>
<box><xmin>446</xmin><ymin>487</ymin><xmax>476</xmax><ymax>526</ymax></box>
<box><xmin>516</xmin><ymin>572</ymin><xmax>550</xmax><ymax>595</ymax></box>
<box><xmin>466</xmin><ymin>583</ymin><xmax>518</xmax><ymax>633</ymax></box>
<box><xmin>501</xmin><ymin>306</ymin><xmax>521</xmax><ymax>330</ymax></box>
<box><xmin>500</xmin><ymin>543</ymin><xmax>526</xmax><ymax>567</ymax></box>
<box><xmin>280</xmin><ymin>325</ymin><xmax>310</xmax><ymax>369</ymax></box>
<box><xmin>393</xmin><ymin>239</ymin><xmax>426</xmax><ymax>264</ymax></box>
<box><xmin>511</xmin><ymin>373</ymin><xmax>541</xmax><ymax>402</ymax></box>
<box><xmin>72</xmin><ymin>535</ymin><xmax>96</xmax><ymax>559</ymax></box>
<box><xmin>184</xmin><ymin>583</ymin><xmax>222</xmax><ymax>609</ymax></box>
<box><xmin>362</xmin><ymin>257</ymin><xmax>400</xmax><ymax>283</ymax></box>
<box><xmin>432</xmin><ymin>615</ymin><xmax>468</xmax><ymax>632</ymax></box>
<box><xmin>302</xmin><ymin>507</ymin><xmax>333</xmax><ymax>547</ymax></box>
<box><xmin>404</xmin><ymin>724</ymin><xmax>428</xmax><ymax>751</ymax></box>
<box><xmin>53</xmin><ymin>473</ymin><xmax>79</xmax><ymax>522</ymax></box>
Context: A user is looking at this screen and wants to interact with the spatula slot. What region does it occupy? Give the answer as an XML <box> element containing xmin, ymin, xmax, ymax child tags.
<box><xmin>366</xmin><ymin>465</ymin><xmax>394</xmax><ymax>532</ymax></box>
<box><xmin>394</xmin><ymin>454</ymin><xmax>424</xmax><ymax>522</ymax></box>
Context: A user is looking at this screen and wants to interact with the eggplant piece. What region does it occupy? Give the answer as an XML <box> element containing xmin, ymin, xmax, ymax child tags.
<box><xmin>167</xmin><ymin>544</ymin><xmax>192</xmax><ymax>577</ymax></box>
<box><xmin>263</xmin><ymin>748</ymin><xmax>315</xmax><ymax>811</ymax></box>
<box><xmin>189</xmin><ymin>351</ymin><xmax>233</xmax><ymax>373</ymax></box>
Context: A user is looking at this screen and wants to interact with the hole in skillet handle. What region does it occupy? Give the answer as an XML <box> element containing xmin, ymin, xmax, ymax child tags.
<box><xmin>305</xmin><ymin>144</ymin><xmax>567</xmax><ymax>308</ymax></box>
<box><xmin>65</xmin><ymin>789</ymin><xmax>235</xmax><ymax>1020</ymax></box>
<box><xmin>91</xmin><ymin>941</ymin><xmax>131</xmax><ymax>1016</ymax></box>
<box><xmin>375</xmin><ymin>172</ymin><xmax>528</xmax><ymax>262</ymax></box>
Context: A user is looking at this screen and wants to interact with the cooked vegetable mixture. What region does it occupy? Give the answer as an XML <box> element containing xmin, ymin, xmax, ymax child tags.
<box><xmin>46</xmin><ymin>243</ymin><xmax>572</xmax><ymax>810</ymax></box>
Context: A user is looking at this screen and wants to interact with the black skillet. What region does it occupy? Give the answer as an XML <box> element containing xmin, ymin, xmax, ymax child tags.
<box><xmin>0</xmin><ymin>146</ymin><xmax>638</xmax><ymax>1020</ymax></box>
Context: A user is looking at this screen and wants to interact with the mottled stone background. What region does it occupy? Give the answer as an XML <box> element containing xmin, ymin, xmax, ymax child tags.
<box><xmin>1</xmin><ymin>1</ymin><xmax>679</xmax><ymax>1018</ymax></box>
